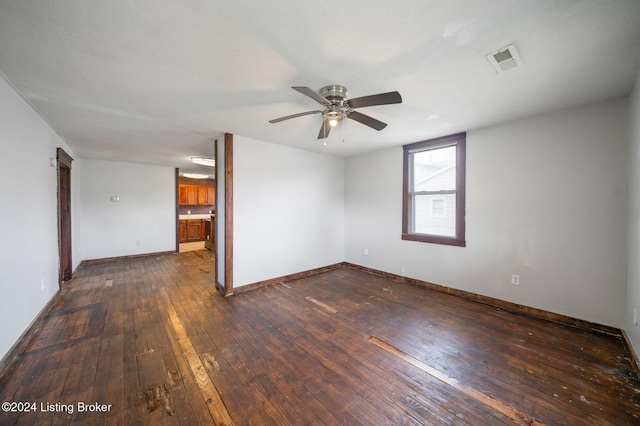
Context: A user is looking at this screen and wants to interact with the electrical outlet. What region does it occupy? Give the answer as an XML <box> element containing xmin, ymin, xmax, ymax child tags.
<box><xmin>364</xmin><ymin>248</ymin><xmax>369</xmax><ymax>255</ymax></box>
<box><xmin>40</xmin><ymin>278</ymin><xmax>45</xmax><ymax>290</ymax></box>
<box><xmin>511</xmin><ymin>274</ymin><xmax>520</xmax><ymax>285</ymax></box>
<box><xmin>401</xmin><ymin>268</ymin><xmax>407</xmax><ymax>276</ymax></box>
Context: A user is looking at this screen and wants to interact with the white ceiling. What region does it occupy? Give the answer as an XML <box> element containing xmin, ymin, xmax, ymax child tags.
<box><xmin>1</xmin><ymin>1</ymin><xmax>639</xmax><ymax>174</ymax></box>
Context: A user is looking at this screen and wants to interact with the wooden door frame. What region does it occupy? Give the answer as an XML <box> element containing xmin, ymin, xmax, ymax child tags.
<box><xmin>57</xmin><ymin>148</ymin><xmax>73</xmax><ymax>287</ymax></box>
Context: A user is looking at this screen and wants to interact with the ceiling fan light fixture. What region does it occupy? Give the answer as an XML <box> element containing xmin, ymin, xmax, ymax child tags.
<box><xmin>191</xmin><ymin>157</ymin><xmax>215</xmax><ymax>167</ymax></box>
<box><xmin>326</xmin><ymin>110</ymin><xmax>344</xmax><ymax>127</ymax></box>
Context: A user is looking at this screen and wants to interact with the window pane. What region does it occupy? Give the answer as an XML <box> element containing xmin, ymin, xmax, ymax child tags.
<box><xmin>431</xmin><ymin>199</ymin><xmax>444</xmax><ymax>216</ymax></box>
<box><xmin>412</xmin><ymin>145</ymin><xmax>456</xmax><ymax>192</ymax></box>
<box><xmin>413</xmin><ymin>194</ymin><xmax>456</xmax><ymax>237</ymax></box>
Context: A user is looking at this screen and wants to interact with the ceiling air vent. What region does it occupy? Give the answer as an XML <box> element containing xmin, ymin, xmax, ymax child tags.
<box><xmin>486</xmin><ymin>44</ymin><xmax>522</xmax><ymax>74</ymax></box>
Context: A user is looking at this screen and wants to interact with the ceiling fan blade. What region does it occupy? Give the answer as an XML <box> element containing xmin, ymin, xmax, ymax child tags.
<box><xmin>317</xmin><ymin>120</ymin><xmax>331</xmax><ymax>139</ymax></box>
<box><xmin>347</xmin><ymin>91</ymin><xmax>402</xmax><ymax>109</ymax></box>
<box><xmin>292</xmin><ymin>86</ymin><xmax>331</xmax><ymax>106</ymax></box>
<box><xmin>269</xmin><ymin>110</ymin><xmax>322</xmax><ymax>123</ymax></box>
<box><xmin>347</xmin><ymin>111</ymin><xmax>388</xmax><ymax>131</ymax></box>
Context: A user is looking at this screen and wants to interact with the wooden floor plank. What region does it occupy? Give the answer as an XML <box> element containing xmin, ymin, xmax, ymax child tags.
<box><xmin>1</xmin><ymin>253</ymin><xmax>639</xmax><ymax>425</ymax></box>
<box><xmin>229</xmin><ymin>293</ymin><xmax>376</xmax><ymax>424</ymax></box>
<box><xmin>120</xmin><ymin>261</ymin><xmax>144</xmax><ymax>425</ymax></box>
<box><xmin>160</xmin><ymin>287</ymin><xmax>234</xmax><ymax>425</ymax></box>
<box><xmin>151</xmin><ymin>267</ymin><xmax>216</xmax><ymax>426</ymax></box>
<box><xmin>269</xmin><ymin>284</ymin><xmax>503</xmax><ymax>425</ymax></box>
<box><xmin>368</xmin><ymin>336</ymin><xmax>537</xmax><ymax>425</ymax></box>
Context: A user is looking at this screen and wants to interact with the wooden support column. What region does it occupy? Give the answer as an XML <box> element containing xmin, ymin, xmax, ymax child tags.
<box><xmin>223</xmin><ymin>133</ymin><xmax>233</xmax><ymax>295</ymax></box>
<box><xmin>174</xmin><ymin>168</ymin><xmax>180</xmax><ymax>253</ymax></box>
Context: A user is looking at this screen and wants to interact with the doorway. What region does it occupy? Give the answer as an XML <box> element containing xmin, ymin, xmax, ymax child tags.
<box><xmin>176</xmin><ymin>141</ymin><xmax>217</xmax><ymax>254</ymax></box>
<box><xmin>57</xmin><ymin>148</ymin><xmax>73</xmax><ymax>286</ymax></box>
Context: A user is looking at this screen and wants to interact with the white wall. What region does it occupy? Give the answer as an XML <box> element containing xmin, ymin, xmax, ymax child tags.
<box><xmin>232</xmin><ymin>135</ymin><xmax>345</xmax><ymax>288</ymax></box>
<box><xmin>0</xmin><ymin>76</ymin><xmax>82</xmax><ymax>361</ymax></box>
<box><xmin>626</xmin><ymin>76</ymin><xmax>640</xmax><ymax>351</ymax></box>
<box><xmin>80</xmin><ymin>160</ymin><xmax>176</xmax><ymax>260</ymax></box>
<box><xmin>346</xmin><ymin>98</ymin><xmax>628</xmax><ymax>328</ymax></box>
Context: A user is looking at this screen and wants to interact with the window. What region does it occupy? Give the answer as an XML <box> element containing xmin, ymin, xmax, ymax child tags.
<box><xmin>402</xmin><ymin>132</ymin><xmax>466</xmax><ymax>246</ymax></box>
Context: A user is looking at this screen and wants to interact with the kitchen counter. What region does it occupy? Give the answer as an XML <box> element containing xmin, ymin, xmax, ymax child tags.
<box><xmin>179</xmin><ymin>214</ymin><xmax>212</xmax><ymax>220</ymax></box>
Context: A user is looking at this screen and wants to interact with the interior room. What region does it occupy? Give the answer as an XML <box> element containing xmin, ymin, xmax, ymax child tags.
<box><xmin>1</xmin><ymin>1</ymin><xmax>640</xmax><ymax>424</ymax></box>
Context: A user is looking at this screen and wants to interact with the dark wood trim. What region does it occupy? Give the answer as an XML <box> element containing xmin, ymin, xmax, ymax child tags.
<box><xmin>455</xmin><ymin>136</ymin><xmax>466</xmax><ymax>243</ymax></box>
<box><xmin>0</xmin><ymin>290</ymin><xmax>61</xmax><ymax>386</ymax></box>
<box><xmin>213</xmin><ymin>139</ymin><xmax>219</xmax><ymax>291</ymax></box>
<box><xmin>401</xmin><ymin>144</ymin><xmax>409</xmax><ymax>237</ymax></box>
<box><xmin>231</xmin><ymin>263</ymin><xmax>344</xmax><ymax>295</ymax></box>
<box><xmin>344</xmin><ymin>262</ymin><xmax>623</xmax><ymax>338</ymax></box>
<box><xmin>621</xmin><ymin>330</ymin><xmax>640</xmax><ymax>379</ymax></box>
<box><xmin>56</xmin><ymin>148</ymin><xmax>73</xmax><ymax>286</ymax></box>
<box><xmin>401</xmin><ymin>233</ymin><xmax>466</xmax><ymax>246</ymax></box>
<box><xmin>56</xmin><ymin>147</ymin><xmax>73</xmax><ymax>168</ymax></box>
<box><xmin>402</xmin><ymin>132</ymin><xmax>466</xmax><ymax>247</ymax></box>
<box><xmin>79</xmin><ymin>250</ymin><xmax>175</xmax><ymax>266</ymax></box>
<box><xmin>175</xmin><ymin>168</ymin><xmax>180</xmax><ymax>253</ymax></box>
<box><xmin>223</xmin><ymin>133</ymin><xmax>233</xmax><ymax>296</ymax></box>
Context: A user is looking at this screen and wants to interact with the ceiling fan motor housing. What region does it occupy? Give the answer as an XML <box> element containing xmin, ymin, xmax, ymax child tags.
<box><xmin>320</xmin><ymin>85</ymin><xmax>350</xmax><ymax>122</ymax></box>
<box><xmin>319</xmin><ymin>85</ymin><xmax>349</xmax><ymax>102</ymax></box>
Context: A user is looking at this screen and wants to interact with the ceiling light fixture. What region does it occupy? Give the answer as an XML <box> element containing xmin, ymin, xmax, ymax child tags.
<box><xmin>327</xmin><ymin>110</ymin><xmax>344</xmax><ymax>128</ymax></box>
<box><xmin>183</xmin><ymin>173</ymin><xmax>209</xmax><ymax>179</ymax></box>
<box><xmin>191</xmin><ymin>157</ymin><xmax>215</xmax><ymax>167</ymax></box>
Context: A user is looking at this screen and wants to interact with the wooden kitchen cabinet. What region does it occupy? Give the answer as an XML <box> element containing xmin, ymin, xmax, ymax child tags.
<box><xmin>179</xmin><ymin>185</ymin><xmax>198</xmax><ymax>205</ymax></box>
<box><xmin>179</xmin><ymin>219</ymin><xmax>207</xmax><ymax>242</ymax></box>
<box><xmin>179</xmin><ymin>186</ymin><xmax>188</xmax><ymax>205</ymax></box>
<box><xmin>200</xmin><ymin>219</ymin><xmax>207</xmax><ymax>240</ymax></box>
<box><xmin>179</xmin><ymin>220</ymin><xmax>188</xmax><ymax>242</ymax></box>
<box><xmin>179</xmin><ymin>184</ymin><xmax>215</xmax><ymax>206</ymax></box>
<box><xmin>187</xmin><ymin>220</ymin><xmax>202</xmax><ymax>241</ymax></box>
<box><xmin>197</xmin><ymin>186</ymin><xmax>208</xmax><ymax>205</ymax></box>
<box><xmin>204</xmin><ymin>219</ymin><xmax>213</xmax><ymax>250</ymax></box>
<box><xmin>187</xmin><ymin>186</ymin><xmax>198</xmax><ymax>205</ymax></box>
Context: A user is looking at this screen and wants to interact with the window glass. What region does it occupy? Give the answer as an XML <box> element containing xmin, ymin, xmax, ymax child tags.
<box><xmin>431</xmin><ymin>199</ymin><xmax>444</xmax><ymax>217</ymax></box>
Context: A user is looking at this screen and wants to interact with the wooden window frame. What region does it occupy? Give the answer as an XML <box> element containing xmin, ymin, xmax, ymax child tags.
<box><xmin>402</xmin><ymin>132</ymin><xmax>466</xmax><ymax>247</ymax></box>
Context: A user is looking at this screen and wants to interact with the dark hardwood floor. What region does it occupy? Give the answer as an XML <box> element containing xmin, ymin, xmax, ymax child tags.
<box><xmin>0</xmin><ymin>250</ymin><xmax>639</xmax><ymax>425</ymax></box>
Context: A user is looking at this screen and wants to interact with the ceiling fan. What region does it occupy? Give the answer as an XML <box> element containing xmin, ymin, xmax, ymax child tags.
<box><xmin>269</xmin><ymin>85</ymin><xmax>402</xmax><ymax>139</ymax></box>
